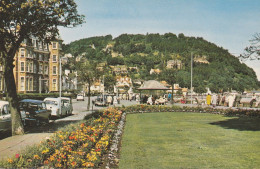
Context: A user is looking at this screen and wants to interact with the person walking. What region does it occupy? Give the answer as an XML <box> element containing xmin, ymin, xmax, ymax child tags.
<box><xmin>211</xmin><ymin>94</ymin><xmax>217</xmax><ymax>107</ymax></box>
<box><xmin>206</xmin><ymin>93</ymin><xmax>211</xmax><ymax>106</ymax></box>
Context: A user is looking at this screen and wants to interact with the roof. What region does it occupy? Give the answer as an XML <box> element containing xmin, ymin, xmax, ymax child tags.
<box><xmin>20</xmin><ymin>99</ymin><xmax>44</xmax><ymax>104</ymax></box>
<box><xmin>0</xmin><ymin>101</ymin><xmax>9</xmax><ymax>107</ymax></box>
<box><xmin>138</xmin><ymin>80</ymin><xmax>169</xmax><ymax>90</ymax></box>
<box><xmin>44</xmin><ymin>97</ymin><xmax>60</xmax><ymax>101</ymax></box>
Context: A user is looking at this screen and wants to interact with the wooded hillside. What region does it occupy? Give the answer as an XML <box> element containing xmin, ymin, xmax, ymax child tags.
<box><xmin>63</xmin><ymin>33</ymin><xmax>259</xmax><ymax>92</ymax></box>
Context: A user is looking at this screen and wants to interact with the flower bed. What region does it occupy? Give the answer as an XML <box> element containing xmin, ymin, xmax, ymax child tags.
<box><xmin>0</xmin><ymin>107</ymin><xmax>122</xmax><ymax>168</ymax></box>
<box><xmin>121</xmin><ymin>104</ymin><xmax>260</xmax><ymax>117</ymax></box>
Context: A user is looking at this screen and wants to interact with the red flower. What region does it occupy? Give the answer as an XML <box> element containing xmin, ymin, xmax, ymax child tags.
<box><xmin>15</xmin><ymin>154</ymin><xmax>20</xmax><ymax>158</ymax></box>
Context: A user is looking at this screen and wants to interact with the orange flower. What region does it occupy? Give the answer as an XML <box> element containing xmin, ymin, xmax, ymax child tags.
<box><xmin>7</xmin><ymin>158</ymin><xmax>13</xmax><ymax>163</ymax></box>
<box><xmin>44</xmin><ymin>160</ymin><xmax>49</xmax><ymax>165</ymax></box>
<box><xmin>33</xmin><ymin>154</ymin><xmax>40</xmax><ymax>160</ymax></box>
<box><xmin>80</xmin><ymin>123</ymin><xmax>85</xmax><ymax>128</ymax></box>
<box><xmin>71</xmin><ymin>161</ymin><xmax>77</xmax><ymax>167</ymax></box>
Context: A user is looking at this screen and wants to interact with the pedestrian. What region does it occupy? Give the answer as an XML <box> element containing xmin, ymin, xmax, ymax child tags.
<box><xmin>234</xmin><ymin>93</ymin><xmax>241</xmax><ymax>107</ymax></box>
<box><xmin>206</xmin><ymin>93</ymin><xmax>211</xmax><ymax>106</ymax></box>
<box><xmin>227</xmin><ymin>94</ymin><xmax>235</xmax><ymax>108</ymax></box>
<box><xmin>211</xmin><ymin>94</ymin><xmax>217</xmax><ymax>107</ymax></box>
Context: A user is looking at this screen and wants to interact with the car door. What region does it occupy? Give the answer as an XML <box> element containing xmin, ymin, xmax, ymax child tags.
<box><xmin>0</xmin><ymin>104</ymin><xmax>11</xmax><ymax>132</ymax></box>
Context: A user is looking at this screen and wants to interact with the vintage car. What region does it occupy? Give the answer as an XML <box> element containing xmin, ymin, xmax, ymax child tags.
<box><xmin>0</xmin><ymin>101</ymin><xmax>26</xmax><ymax>132</ymax></box>
<box><xmin>92</xmin><ymin>94</ymin><xmax>115</xmax><ymax>107</ymax></box>
<box><xmin>76</xmin><ymin>94</ymin><xmax>84</xmax><ymax>101</ymax></box>
<box><xmin>60</xmin><ymin>97</ymin><xmax>73</xmax><ymax>115</ymax></box>
<box><xmin>19</xmin><ymin>99</ymin><xmax>51</xmax><ymax>126</ymax></box>
<box><xmin>44</xmin><ymin>97</ymin><xmax>67</xmax><ymax>118</ymax></box>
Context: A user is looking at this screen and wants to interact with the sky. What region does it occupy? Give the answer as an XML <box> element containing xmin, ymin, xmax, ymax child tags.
<box><xmin>59</xmin><ymin>0</ymin><xmax>260</xmax><ymax>80</ymax></box>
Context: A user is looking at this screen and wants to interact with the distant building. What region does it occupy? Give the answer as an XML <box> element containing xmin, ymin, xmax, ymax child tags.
<box><xmin>194</xmin><ymin>55</ymin><xmax>209</xmax><ymax>64</ymax></box>
<box><xmin>111</xmin><ymin>65</ymin><xmax>128</xmax><ymax>75</ymax></box>
<box><xmin>167</xmin><ymin>60</ymin><xmax>182</xmax><ymax>69</ymax></box>
<box><xmin>150</xmin><ymin>69</ymin><xmax>161</xmax><ymax>75</ymax></box>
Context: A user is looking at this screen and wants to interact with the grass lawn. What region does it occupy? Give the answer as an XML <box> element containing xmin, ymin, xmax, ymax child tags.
<box><xmin>119</xmin><ymin>112</ymin><xmax>260</xmax><ymax>169</ymax></box>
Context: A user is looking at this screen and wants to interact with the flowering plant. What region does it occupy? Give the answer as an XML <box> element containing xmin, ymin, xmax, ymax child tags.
<box><xmin>1</xmin><ymin>107</ymin><xmax>122</xmax><ymax>168</ymax></box>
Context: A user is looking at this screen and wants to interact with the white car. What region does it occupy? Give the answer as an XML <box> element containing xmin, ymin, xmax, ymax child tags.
<box><xmin>44</xmin><ymin>97</ymin><xmax>67</xmax><ymax>118</ymax></box>
<box><xmin>76</xmin><ymin>94</ymin><xmax>84</xmax><ymax>101</ymax></box>
<box><xmin>60</xmin><ymin>97</ymin><xmax>73</xmax><ymax>115</ymax></box>
<box><xmin>0</xmin><ymin>101</ymin><xmax>26</xmax><ymax>133</ymax></box>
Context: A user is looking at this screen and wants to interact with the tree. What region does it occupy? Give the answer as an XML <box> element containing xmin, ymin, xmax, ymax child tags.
<box><xmin>161</xmin><ymin>69</ymin><xmax>176</xmax><ymax>103</ymax></box>
<box><xmin>0</xmin><ymin>0</ymin><xmax>84</xmax><ymax>135</ymax></box>
<box><xmin>241</xmin><ymin>33</ymin><xmax>260</xmax><ymax>60</ymax></box>
<box><xmin>76</xmin><ymin>59</ymin><xmax>101</xmax><ymax>110</ymax></box>
<box><xmin>104</xmin><ymin>74</ymin><xmax>117</xmax><ymax>93</ymax></box>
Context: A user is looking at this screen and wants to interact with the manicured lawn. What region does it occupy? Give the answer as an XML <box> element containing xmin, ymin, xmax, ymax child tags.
<box><xmin>119</xmin><ymin>112</ymin><xmax>260</xmax><ymax>169</ymax></box>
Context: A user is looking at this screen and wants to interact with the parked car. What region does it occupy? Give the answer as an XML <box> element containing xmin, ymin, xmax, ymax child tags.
<box><xmin>92</xmin><ymin>94</ymin><xmax>114</xmax><ymax>107</ymax></box>
<box><xmin>44</xmin><ymin>97</ymin><xmax>67</xmax><ymax>118</ymax></box>
<box><xmin>19</xmin><ymin>99</ymin><xmax>51</xmax><ymax>126</ymax></box>
<box><xmin>76</xmin><ymin>94</ymin><xmax>84</xmax><ymax>101</ymax></box>
<box><xmin>0</xmin><ymin>101</ymin><xmax>26</xmax><ymax>132</ymax></box>
<box><xmin>60</xmin><ymin>97</ymin><xmax>73</xmax><ymax>115</ymax></box>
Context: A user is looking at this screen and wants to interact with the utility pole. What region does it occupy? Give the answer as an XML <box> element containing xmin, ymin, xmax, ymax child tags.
<box><xmin>191</xmin><ymin>52</ymin><xmax>193</xmax><ymax>104</ymax></box>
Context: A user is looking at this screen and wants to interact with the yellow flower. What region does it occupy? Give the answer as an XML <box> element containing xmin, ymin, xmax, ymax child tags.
<box><xmin>7</xmin><ymin>158</ymin><xmax>13</xmax><ymax>163</ymax></box>
<box><xmin>42</xmin><ymin>148</ymin><xmax>49</xmax><ymax>154</ymax></box>
<box><xmin>33</xmin><ymin>154</ymin><xmax>40</xmax><ymax>160</ymax></box>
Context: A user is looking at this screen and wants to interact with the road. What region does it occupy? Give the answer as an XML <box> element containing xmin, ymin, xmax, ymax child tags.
<box><xmin>0</xmin><ymin>96</ymin><xmax>138</xmax><ymax>140</ymax></box>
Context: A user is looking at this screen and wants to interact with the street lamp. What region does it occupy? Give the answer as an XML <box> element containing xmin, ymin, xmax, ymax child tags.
<box><xmin>191</xmin><ymin>52</ymin><xmax>193</xmax><ymax>104</ymax></box>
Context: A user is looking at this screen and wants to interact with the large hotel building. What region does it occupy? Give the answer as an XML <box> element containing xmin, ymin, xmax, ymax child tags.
<box><xmin>0</xmin><ymin>38</ymin><xmax>62</xmax><ymax>94</ymax></box>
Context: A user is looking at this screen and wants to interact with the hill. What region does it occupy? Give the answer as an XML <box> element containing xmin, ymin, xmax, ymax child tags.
<box><xmin>63</xmin><ymin>33</ymin><xmax>259</xmax><ymax>92</ymax></box>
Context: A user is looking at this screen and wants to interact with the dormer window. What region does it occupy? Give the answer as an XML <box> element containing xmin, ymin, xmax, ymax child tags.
<box><xmin>52</xmin><ymin>42</ymin><xmax>57</xmax><ymax>49</ymax></box>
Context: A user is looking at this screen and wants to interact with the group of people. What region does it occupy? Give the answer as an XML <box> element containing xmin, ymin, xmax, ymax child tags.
<box><xmin>205</xmin><ymin>93</ymin><xmax>258</xmax><ymax>108</ymax></box>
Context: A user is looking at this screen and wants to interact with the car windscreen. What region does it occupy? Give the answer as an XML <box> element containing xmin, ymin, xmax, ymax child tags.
<box><xmin>45</xmin><ymin>100</ymin><xmax>58</xmax><ymax>105</ymax></box>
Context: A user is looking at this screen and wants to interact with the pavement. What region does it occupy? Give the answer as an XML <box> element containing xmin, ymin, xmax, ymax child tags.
<box><xmin>0</xmin><ymin>133</ymin><xmax>52</xmax><ymax>160</ymax></box>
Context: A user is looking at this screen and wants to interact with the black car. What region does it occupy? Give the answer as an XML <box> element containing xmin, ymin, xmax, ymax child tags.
<box><xmin>19</xmin><ymin>99</ymin><xmax>51</xmax><ymax>126</ymax></box>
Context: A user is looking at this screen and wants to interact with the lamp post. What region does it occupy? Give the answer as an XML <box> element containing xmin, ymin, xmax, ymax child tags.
<box><xmin>191</xmin><ymin>52</ymin><xmax>193</xmax><ymax>105</ymax></box>
<box><xmin>59</xmin><ymin>57</ymin><xmax>62</xmax><ymax>116</ymax></box>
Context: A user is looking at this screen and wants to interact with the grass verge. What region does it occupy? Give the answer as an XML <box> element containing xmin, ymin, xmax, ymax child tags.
<box><xmin>119</xmin><ymin>112</ymin><xmax>260</xmax><ymax>169</ymax></box>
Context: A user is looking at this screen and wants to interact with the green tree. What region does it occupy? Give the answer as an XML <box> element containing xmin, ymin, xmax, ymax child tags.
<box><xmin>161</xmin><ymin>69</ymin><xmax>176</xmax><ymax>103</ymax></box>
<box><xmin>104</xmin><ymin>74</ymin><xmax>117</xmax><ymax>93</ymax></box>
<box><xmin>0</xmin><ymin>0</ymin><xmax>84</xmax><ymax>135</ymax></box>
<box><xmin>76</xmin><ymin>59</ymin><xmax>101</xmax><ymax>110</ymax></box>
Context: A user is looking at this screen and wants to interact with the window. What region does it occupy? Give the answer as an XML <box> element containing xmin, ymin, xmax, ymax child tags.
<box><xmin>29</xmin><ymin>78</ymin><xmax>33</xmax><ymax>91</ymax></box>
<box><xmin>39</xmin><ymin>54</ymin><xmax>42</xmax><ymax>61</ymax></box>
<box><xmin>44</xmin><ymin>66</ymin><xmax>48</xmax><ymax>74</ymax></box>
<box><xmin>39</xmin><ymin>64</ymin><xmax>43</xmax><ymax>74</ymax></box>
<box><xmin>29</xmin><ymin>62</ymin><xmax>33</xmax><ymax>72</ymax></box>
<box><xmin>27</xmin><ymin>50</ymin><xmax>30</xmax><ymax>58</ymax></box>
<box><xmin>53</xmin><ymin>66</ymin><xmax>57</xmax><ymax>75</ymax></box>
<box><xmin>44</xmin><ymin>43</ymin><xmax>48</xmax><ymax>50</ymax></box>
<box><xmin>26</xmin><ymin>77</ymin><xmax>29</xmax><ymax>91</ymax></box>
<box><xmin>26</xmin><ymin>62</ymin><xmax>29</xmax><ymax>72</ymax></box>
<box><xmin>38</xmin><ymin>42</ymin><xmax>42</xmax><ymax>49</ymax></box>
<box><xmin>20</xmin><ymin>48</ymin><xmax>25</xmax><ymax>57</ymax></box>
<box><xmin>52</xmin><ymin>42</ymin><xmax>57</xmax><ymax>49</ymax></box>
<box><xmin>52</xmin><ymin>55</ymin><xmax>57</xmax><ymax>62</ymax></box>
<box><xmin>20</xmin><ymin>77</ymin><xmax>25</xmax><ymax>91</ymax></box>
<box><xmin>33</xmin><ymin>39</ymin><xmax>37</xmax><ymax>48</ymax></box>
<box><xmin>34</xmin><ymin>63</ymin><xmax>37</xmax><ymax>73</ymax></box>
<box><xmin>20</xmin><ymin>62</ymin><xmax>25</xmax><ymax>72</ymax></box>
<box><xmin>52</xmin><ymin>79</ymin><xmax>57</xmax><ymax>90</ymax></box>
